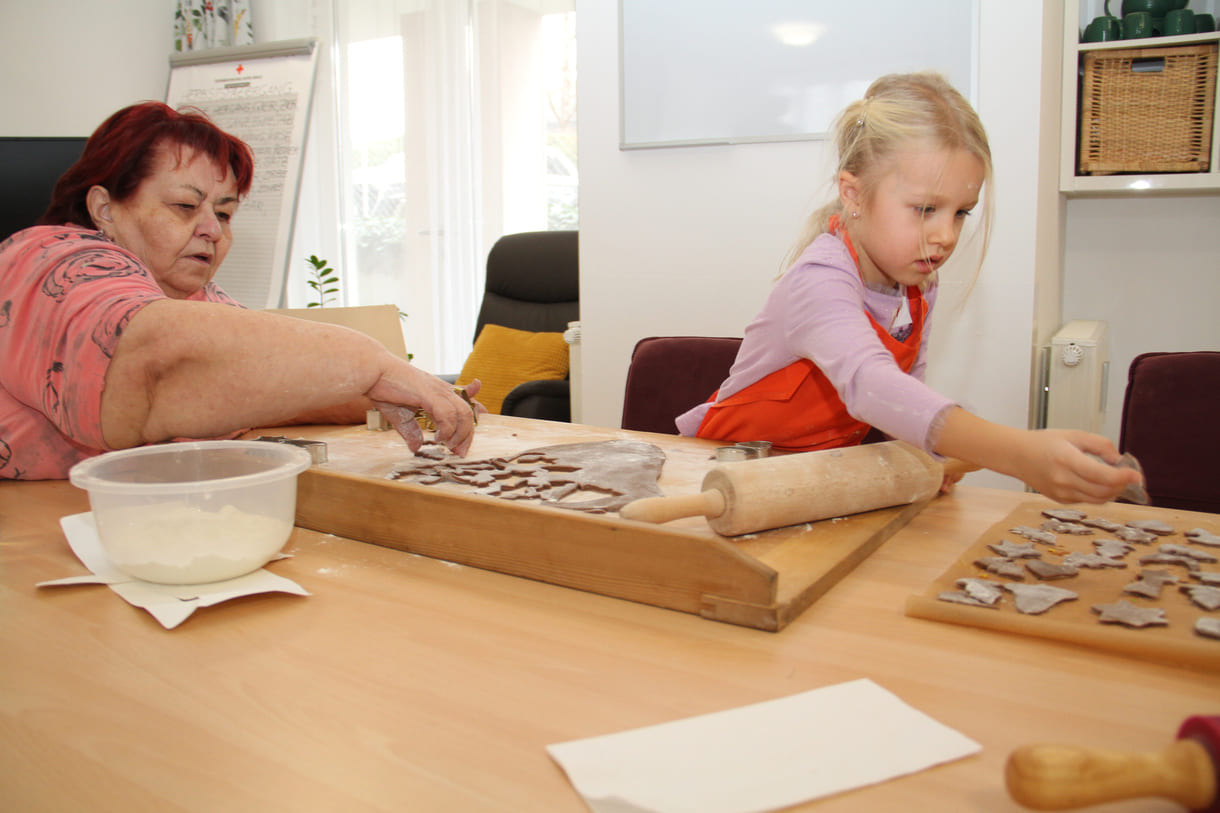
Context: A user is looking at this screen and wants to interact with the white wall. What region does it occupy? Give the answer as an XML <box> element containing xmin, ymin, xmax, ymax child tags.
<box><xmin>1</xmin><ymin>0</ymin><xmax>171</xmax><ymax>136</ymax></box>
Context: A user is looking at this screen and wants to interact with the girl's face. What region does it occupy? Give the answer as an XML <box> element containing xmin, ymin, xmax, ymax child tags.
<box><xmin>841</xmin><ymin>145</ymin><xmax>984</xmax><ymax>290</ymax></box>
<box><xmin>102</xmin><ymin>144</ymin><xmax>240</xmax><ymax>299</ymax></box>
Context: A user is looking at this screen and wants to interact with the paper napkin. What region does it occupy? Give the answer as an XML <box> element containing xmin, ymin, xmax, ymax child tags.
<box><xmin>547</xmin><ymin>678</ymin><xmax>980</xmax><ymax>813</ymax></box>
<box><xmin>38</xmin><ymin>512</ymin><xmax>310</xmax><ymax>629</ymax></box>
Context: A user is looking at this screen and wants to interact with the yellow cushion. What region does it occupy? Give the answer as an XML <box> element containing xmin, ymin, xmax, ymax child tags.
<box><xmin>457</xmin><ymin>324</ymin><xmax>569</xmax><ymax>414</ymax></box>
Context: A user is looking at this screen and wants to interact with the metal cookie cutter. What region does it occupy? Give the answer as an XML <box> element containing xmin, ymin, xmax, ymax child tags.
<box><xmin>254</xmin><ymin>435</ymin><xmax>328</xmax><ymax>465</ymax></box>
<box><xmin>412</xmin><ymin>387</ymin><xmax>480</xmax><ymax>432</ymax></box>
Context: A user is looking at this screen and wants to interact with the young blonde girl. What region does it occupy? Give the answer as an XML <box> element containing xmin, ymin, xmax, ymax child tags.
<box><xmin>677</xmin><ymin>72</ymin><xmax>1138</xmax><ymax>504</ymax></box>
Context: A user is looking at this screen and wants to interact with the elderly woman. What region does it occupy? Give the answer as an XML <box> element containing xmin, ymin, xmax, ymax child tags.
<box><xmin>0</xmin><ymin>102</ymin><xmax>477</xmax><ymax>480</ymax></box>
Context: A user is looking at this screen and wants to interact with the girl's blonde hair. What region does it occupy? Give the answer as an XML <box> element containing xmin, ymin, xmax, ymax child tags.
<box><xmin>783</xmin><ymin>72</ymin><xmax>994</xmax><ymax>273</ymax></box>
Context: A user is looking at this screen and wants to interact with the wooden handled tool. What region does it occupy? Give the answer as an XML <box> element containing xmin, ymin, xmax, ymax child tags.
<box><xmin>1005</xmin><ymin>716</ymin><xmax>1220</xmax><ymax>812</ymax></box>
<box><xmin>620</xmin><ymin>440</ymin><xmax>970</xmax><ymax>536</ymax></box>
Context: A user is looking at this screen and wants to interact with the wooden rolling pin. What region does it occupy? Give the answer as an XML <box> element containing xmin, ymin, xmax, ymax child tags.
<box><xmin>620</xmin><ymin>440</ymin><xmax>969</xmax><ymax>536</ymax></box>
<box><xmin>1005</xmin><ymin>715</ymin><xmax>1220</xmax><ymax>812</ymax></box>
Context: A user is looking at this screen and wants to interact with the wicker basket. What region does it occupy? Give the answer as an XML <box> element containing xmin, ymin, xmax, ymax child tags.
<box><xmin>1078</xmin><ymin>43</ymin><xmax>1218</xmax><ymax>175</ymax></box>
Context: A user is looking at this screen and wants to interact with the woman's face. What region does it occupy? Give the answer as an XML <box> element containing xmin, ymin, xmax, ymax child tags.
<box><xmin>103</xmin><ymin>143</ymin><xmax>240</xmax><ymax>299</ymax></box>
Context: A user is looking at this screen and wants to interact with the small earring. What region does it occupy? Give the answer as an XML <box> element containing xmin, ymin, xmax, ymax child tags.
<box><xmin>851</xmin><ymin>210</ymin><xmax>860</xmax><ymax>219</ymax></box>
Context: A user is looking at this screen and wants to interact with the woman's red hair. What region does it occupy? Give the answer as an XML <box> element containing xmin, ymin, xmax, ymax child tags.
<box><xmin>40</xmin><ymin>101</ymin><xmax>255</xmax><ymax>228</ymax></box>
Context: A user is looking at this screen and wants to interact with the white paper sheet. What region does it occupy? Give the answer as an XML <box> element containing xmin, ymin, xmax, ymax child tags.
<box><xmin>547</xmin><ymin>678</ymin><xmax>981</xmax><ymax>813</ymax></box>
<box><xmin>38</xmin><ymin>512</ymin><xmax>309</xmax><ymax>629</ymax></box>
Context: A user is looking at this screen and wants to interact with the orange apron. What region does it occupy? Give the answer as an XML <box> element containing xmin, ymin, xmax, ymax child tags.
<box><xmin>695</xmin><ymin>228</ymin><xmax>927</xmax><ymax>452</ymax></box>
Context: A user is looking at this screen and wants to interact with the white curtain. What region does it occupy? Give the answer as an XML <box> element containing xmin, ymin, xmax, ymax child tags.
<box><xmin>174</xmin><ymin>0</ymin><xmax>255</xmax><ymax>51</ymax></box>
<box><xmin>334</xmin><ymin>0</ymin><xmax>573</xmax><ymax>374</ymax></box>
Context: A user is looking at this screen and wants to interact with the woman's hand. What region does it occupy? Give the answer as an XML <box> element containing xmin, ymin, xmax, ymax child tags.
<box><xmin>368</xmin><ymin>369</ymin><xmax>481</xmax><ymax>456</ymax></box>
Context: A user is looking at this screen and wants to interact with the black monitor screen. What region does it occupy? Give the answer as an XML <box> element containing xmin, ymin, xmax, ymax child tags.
<box><xmin>0</xmin><ymin>137</ymin><xmax>88</xmax><ymax>240</ymax></box>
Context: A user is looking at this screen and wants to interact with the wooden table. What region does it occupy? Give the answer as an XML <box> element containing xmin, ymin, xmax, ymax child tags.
<box><xmin>3</xmin><ymin>426</ymin><xmax>1217</xmax><ymax>812</ymax></box>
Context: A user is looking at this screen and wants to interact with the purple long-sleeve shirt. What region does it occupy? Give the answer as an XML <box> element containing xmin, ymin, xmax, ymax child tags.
<box><xmin>675</xmin><ymin>230</ymin><xmax>956</xmax><ymax>453</ymax></box>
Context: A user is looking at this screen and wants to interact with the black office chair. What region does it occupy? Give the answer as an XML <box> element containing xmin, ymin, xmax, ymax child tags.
<box><xmin>458</xmin><ymin>230</ymin><xmax>579</xmax><ymax>421</ymax></box>
<box><xmin>0</xmin><ymin>137</ymin><xmax>88</xmax><ymax>240</ymax></box>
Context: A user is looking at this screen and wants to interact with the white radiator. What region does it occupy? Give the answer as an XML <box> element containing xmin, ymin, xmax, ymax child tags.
<box><xmin>1046</xmin><ymin>320</ymin><xmax>1109</xmax><ymax>434</ymax></box>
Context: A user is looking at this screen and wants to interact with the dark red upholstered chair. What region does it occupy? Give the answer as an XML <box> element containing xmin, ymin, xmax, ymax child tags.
<box><xmin>1118</xmin><ymin>351</ymin><xmax>1220</xmax><ymax>514</ymax></box>
<box><xmin>620</xmin><ymin>336</ymin><xmax>743</xmax><ymax>435</ymax></box>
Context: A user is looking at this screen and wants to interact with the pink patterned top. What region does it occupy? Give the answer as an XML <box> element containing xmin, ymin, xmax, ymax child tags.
<box><xmin>0</xmin><ymin>226</ymin><xmax>242</xmax><ymax>480</ymax></box>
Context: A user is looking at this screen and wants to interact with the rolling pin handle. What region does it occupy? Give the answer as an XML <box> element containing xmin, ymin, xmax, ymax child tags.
<box><xmin>1005</xmin><ymin>740</ymin><xmax>1217</xmax><ymax>811</ymax></box>
<box><xmin>619</xmin><ymin>490</ymin><xmax>727</xmax><ymax>525</ymax></box>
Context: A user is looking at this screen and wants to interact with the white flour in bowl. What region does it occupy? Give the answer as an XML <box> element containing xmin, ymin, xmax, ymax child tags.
<box><xmin>96</xmin><ymin>502</ymin><xmax>294</xmax><ymax>584</ymax></box>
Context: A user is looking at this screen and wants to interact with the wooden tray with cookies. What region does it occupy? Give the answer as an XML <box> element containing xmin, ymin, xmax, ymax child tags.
<box><xmin>905</xmin><ymin>500</ymin><xmax>1220</xmax><ymax>671</ymax></box>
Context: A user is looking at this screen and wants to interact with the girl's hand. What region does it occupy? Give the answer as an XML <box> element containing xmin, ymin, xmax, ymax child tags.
<box><xmin>1013</xmin><ymin>430</ymin><xmax>1143</xmax><ymax>505</ymax></box>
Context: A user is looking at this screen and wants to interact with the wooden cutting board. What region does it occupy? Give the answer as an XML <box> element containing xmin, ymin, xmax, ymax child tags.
<box><xmin>905</xmin><ymin>500</ymin><xmax>1220</xmax><ymax>671</ymax></box>
<box><xmin>265</xmin><ymin>415</ymin><xmax>937</xmax><ymax>631</ymax></box>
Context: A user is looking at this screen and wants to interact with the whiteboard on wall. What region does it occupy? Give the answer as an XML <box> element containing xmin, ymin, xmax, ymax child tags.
<box><xmin>619</xmin><ymin>1</ymin><xmax>977</xmax><ymax>149</ymax></box>
<box><xmin>167</xmin><ymin>38</ymin><xmax>318</xmax><ymax>308</ymax></box>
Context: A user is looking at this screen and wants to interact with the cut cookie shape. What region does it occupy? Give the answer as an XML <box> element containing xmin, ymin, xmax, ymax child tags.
<box><xmin>389</xmin><ymin>440</ymin><xmax>667</xmax><ymax>512</ymax></box>
<box><xmin>1092</xmin><ymin>600</ymin><xmax>1168</xmax><ymax>628</ymax></box>
<box><xmin>1113</xmin><ymin>526</ymin><xmax>1158</xmax><ymax>545</ymax></box>
<box><xmin>1184</xmin><ymin>528</ymin><xmax>1220</xmax><ymax>547</ymax></box>
<box><xmin>958</xmin><ymin>578</ymin><xmax>1004</xmax><ymax>605</ymax></box>
<box><xmin>1127</xmin><ymin>519</ymin><xmax>1174</xmax><ymax>536</ymax></box>
<box><xmin>1093</xmin><ymin>539</ymin><xmax>1135</xmax><ymax>559</ymax></box>
<box><xmin>1122</xmin><ymin>569</ymin><xmax>1179</xmax><ymax>599</ymax></box>
<box><xmin>413</xmin><ymin>443</ymin><xmax>451</xmax><ymax>461</ymax></box>
<box><xmin>1041</xmin><ymin>508</ymin><xmax>1087</xmax><ymax>522</ymax></box>
<box><xmin>938</xmin><ymin>590</ymin><xmax>999</xmax><ymax>608</ymax></box>
<box><xmin>974</xmin><ymin>556</ymin><xmax>1026</xmax><ymax>579</ymax></box>
<box><xmin>1009</xmin><ymin>526</ymin><xmax>1057</xmax><ymax>546</ymax></box>
<box><xmin>1197</xmin><ymin>617</ymin><xmax>1220</xmax><ymax>640</ymax></box>
<box><xmin>1063</xmin><ymin>552</ymin><xmax>1127</xmax><ymax>570</ymax></box>
<box><xmin>1026</xmin><ymin>559</ymin><xmax>1078</xmax><ymax>580</ymax></box>
<box><xmin>936</xmin><ymin>577</ymin><xmax>1007</xmax><ymax>608</ymax></box>
<box><xmin>938</xmin><ymin>578</ymin><xmax>1004</xmax><ymax>608</ymax></box>
<box><xmin>1003</xmin><ymin>583</ymin><xmax>1078</xmax><ymax>615</ymax></box>
<box><xmin>1158</xmin><ymin>544</ymin><xmax>1218</xmax><ymax>563</ymax></box>
<box><xmin>1138</xmin><ymin>553</ymin><xmax>1201</xmax><ymax>572</ymax></box>
<box><xmin>1081</xmin><ymin>517</ymin><xmax>1123</xmax><ymax>532</ymax></box>
<box><xmin>1180</xmin><ymin>584</ymin><xmax>1220</xmax><ymax>611</ymax></box>
<box><xmin>988</xmin><ymin>540</ymin><xmax>1041</xmax><ymax>559</ymax></box>
<box><xmin>1041</xmin><ymin>519</ymin><xmax>1093</xmax><ymax>535</ymax></box>
<box><xmin>1193</xmin><ymin>571</ymin><xmax>1220</xmax><ymax>586</ymax></box>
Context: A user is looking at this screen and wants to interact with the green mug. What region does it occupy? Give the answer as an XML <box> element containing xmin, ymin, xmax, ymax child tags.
<box><xmin>1163</xmin><ymin>8</ymin><xmax>1195</xmax><ymax>35</ymax></box>
<box><xmin>1196</xmin><ymin>13</ymin><xmax>1217</xmax><ymax>32</ymax></box>
<box><xmin>1123</xmin><ymin>11</ymin><xmax>1155</xmax><ymax>38</ymax></box>
<box><xmin>1084</xmin><ymin>15</ymin><xmax>1124</xmax><ymax>41</ymax></box>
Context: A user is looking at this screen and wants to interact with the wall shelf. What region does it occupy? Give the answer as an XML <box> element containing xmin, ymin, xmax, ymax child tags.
<box><xmin>1059</xmin><ymin>16</ymin><xmax>1220</xmax><ymax>196</ymax></box>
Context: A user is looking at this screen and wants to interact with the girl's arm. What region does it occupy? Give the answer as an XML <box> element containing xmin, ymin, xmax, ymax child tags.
<box><xmin>98</xmin><ymin>299</ymin><xmax>476</xmax><ymax>455</ymax></box>
<box><xmin>784</xmin><ymin>268</ymin><xmax>954</xmax><ymax>451</ymax></box>
<box><xmin>934</xmin><ymin>407</ymin><xmax>1141</xmax><ymax>504</ymax></box>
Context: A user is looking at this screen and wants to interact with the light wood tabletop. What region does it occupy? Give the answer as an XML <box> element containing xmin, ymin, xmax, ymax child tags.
<box><xmin>3</xmin><ymin>425</ymin><xmax>1217</xmax><ymax>812</ymax></box>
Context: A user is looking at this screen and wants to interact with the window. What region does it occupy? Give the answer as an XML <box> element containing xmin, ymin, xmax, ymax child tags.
<box><xmin>333</xmin><ymin>0</ymin><xmax>577</xmax><ymax>373</ymax></box>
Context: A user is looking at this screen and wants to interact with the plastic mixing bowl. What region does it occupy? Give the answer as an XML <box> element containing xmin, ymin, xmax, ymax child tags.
<box><xmin>68</xmin><ymin>440</ymin><xmax>312</xmax><ymax>584</ymax></box>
